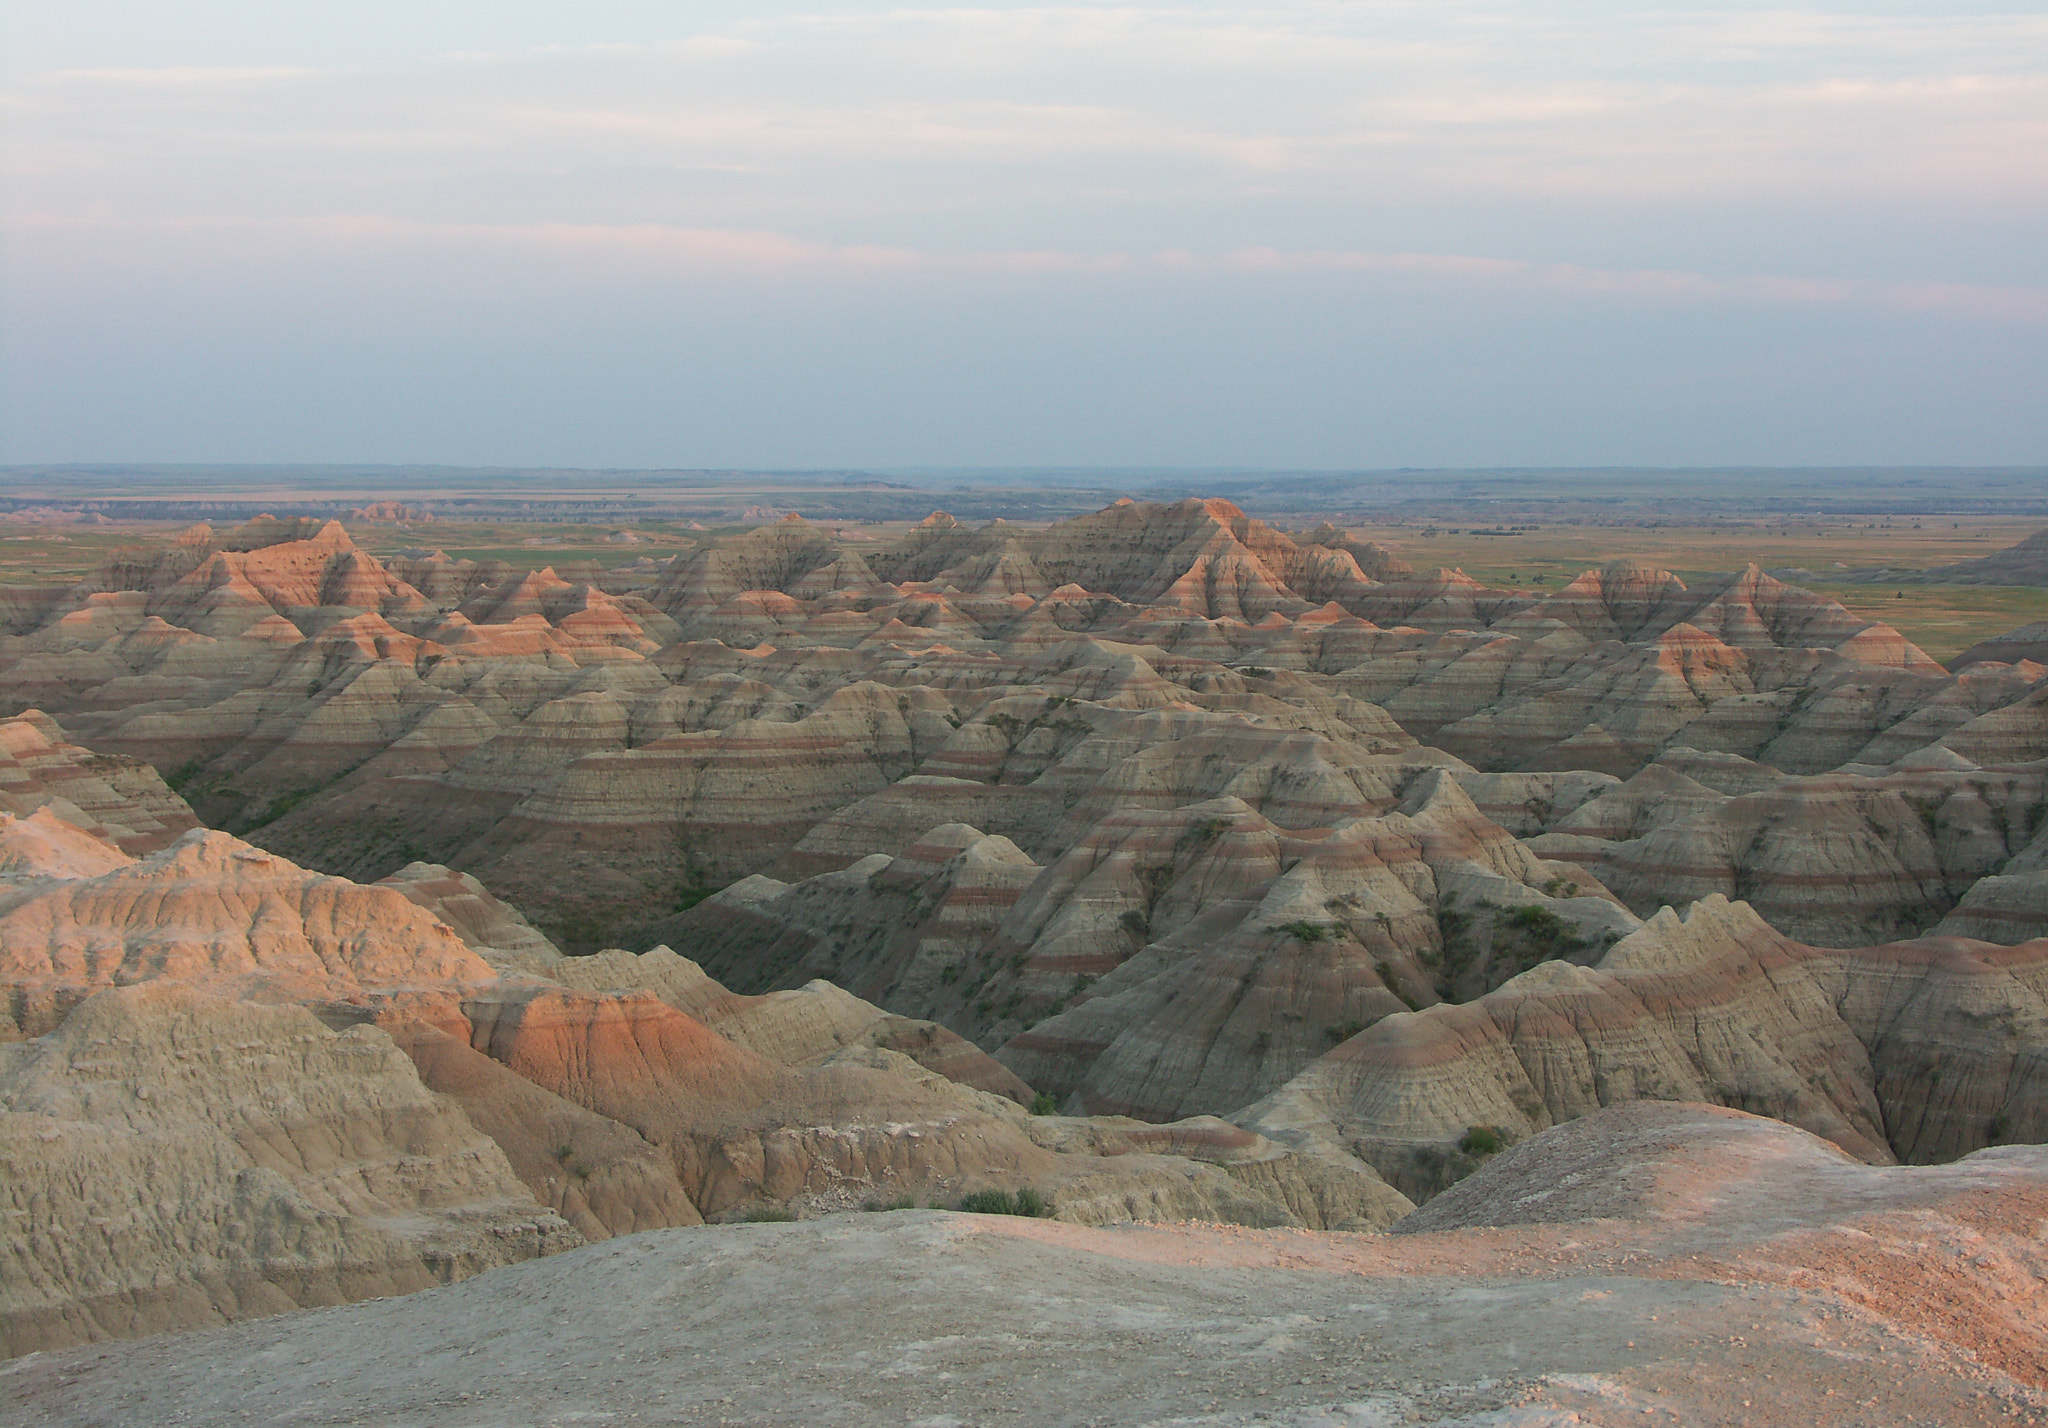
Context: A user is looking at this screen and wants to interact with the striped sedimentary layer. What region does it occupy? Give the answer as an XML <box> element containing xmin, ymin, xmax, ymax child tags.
<box><xmin>1238</xmin><ymin>894</ymin><xmax>2048</xmax><ymax>1200</ymax></box>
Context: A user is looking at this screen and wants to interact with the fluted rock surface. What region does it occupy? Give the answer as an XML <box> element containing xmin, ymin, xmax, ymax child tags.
<box><xmin>1541</xmin><ymin>755</ymin><xmax>2048</xmax><ymax>945</ymax></box>
<box><xmin>1238</xmin><ymin>894</ymin><xmax>2048</xmax><ymax>1201</ymax></box>
<box><xmin>0</xmin><ymin>712</ymin><xmax>197</xmax><ymax>854</ymax></box>
<box><xmin>0</xmin><ymin>826</ymin><xmax>498</xmax><ymax>1035</ymax></box>
<box><xmin>0</xmin><ymin>985</ymin><xmax>579</xmax><ymax>1357</ymax></box>
<box><xmin>375</xmin><ymin>860</ymin><xmax>566</xmax><ymax>974</ymax></box>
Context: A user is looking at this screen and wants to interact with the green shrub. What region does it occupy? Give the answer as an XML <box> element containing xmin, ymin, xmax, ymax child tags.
<box><xmin>1030</xmin><ymin>1092</ymin><xmax>1060</xmax><ymax>1116</ymax></box>
<box><xmin>1275</xmin><ymin>920</ymin><xmax>1329</xmax><ymax>943</ymax></box>
<box><xmin>957</xmin><ymin>1187</ymin><xmax>1049</xmax><ymax>1217</ymax></box>
<box><xmin>862</xmin><ymin>1197</ymin><xmax>917</xmax><ymax>1212</ymax></box>
<box><xmin>1509</xmin><ymin>904</ymin><xmax>1572</xmax><ymax>938</ymax></box>
<box><xmin>1458</xmin><ymin>1125</ymin><xmax>1504</xmax><ymax>1156</ymax></box>
<box><xmin>671</xmin><ymin>884</ymin><xmax>722</xmax><ymax>913</ymax></box>
<box><xmin>1498</xmin><ymin>904</ymin><xmax>1585</xmax><ymax>972</ymax></box>
<box><xmin>1324</xmin><ymin>1020</ymin><xmax>1368</xmax><ymax>1044</ymax></box>
<box><xmin>1180</xmin><ymin>816</ymin><xmax>1229</xmax><ymax>849</ymax></box>
<box><xmin>742</xmin><ymin>1206</ymin><xmax>797</xmax><ymax>1223</ymax></box>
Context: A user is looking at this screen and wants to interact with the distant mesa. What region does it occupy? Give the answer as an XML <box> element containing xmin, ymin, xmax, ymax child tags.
<box><xmin>1849</xmin><ymin>524</ymin><xmax>2048</xmax><ymax>587</ymax></box>
<box><xmin>351</xmin><ymin>500</ymin><xmax>434</xmax><ymax>522</ymax></box>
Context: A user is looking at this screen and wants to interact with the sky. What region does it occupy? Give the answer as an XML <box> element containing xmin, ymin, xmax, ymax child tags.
<box><xmin>2</xmin><ymin>1</ymin><xmax>2044</xmax><ymax>469</ymax></box>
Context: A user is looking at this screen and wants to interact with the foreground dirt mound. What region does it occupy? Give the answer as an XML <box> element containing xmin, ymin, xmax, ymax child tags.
<box><xmin>1399</xmin><ymin>1099</ymin><xmax>1920</xmax><ymax>1231</ymax></box>
<box><xmin>8</xmin><ymin>1103</ymin><xmax>2043</xmax><ymax>1427</ymax></box>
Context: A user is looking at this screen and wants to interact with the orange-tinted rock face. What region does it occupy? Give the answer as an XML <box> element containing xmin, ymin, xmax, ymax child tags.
<box><xmin>0</xmin><ymin>711</ymin><xmax>198</xmax><ymax>854</ymax></box>
<box><xmin>0</xmin><ymin>825</ymin><xmax>499</xmax><ymax>1031</ymax></box>
<box><xmin>383</xmin><ymin>1019</ymin><xmax>704</xmax><ymax>1240</ymax></box>
<box><xmin>448</xmin><ymin>982</ymin><xmax>1069</xmax><ymax>1218</ymax></box>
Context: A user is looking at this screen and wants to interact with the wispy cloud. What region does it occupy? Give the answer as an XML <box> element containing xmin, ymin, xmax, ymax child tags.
<box><xmin>13</xmin><ymin>209</ymin><xmax>2041</xmax><ymax>321</ymax></box>
<box><xmin>10</xmin><ymin>3</ymin><xmax>2045</xmax><ymax>212</ymax></box>
<box><xmin>45</xmin><ymin>65</ymin><xmax>313</xmax><ymax>85</ymax></box>
<box><xmin>3</xmin><ymin>3</ymin><xmax>2044</xmax><ymax>464</ymax></box>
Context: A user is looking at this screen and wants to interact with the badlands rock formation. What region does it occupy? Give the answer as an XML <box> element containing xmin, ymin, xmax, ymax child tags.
<box><xmin>1954</xmin><ymin>620</ymin><xmax>2048</xmax><ymax>671</ymax></box>
<box><xmin>0</xmin><ymin>711</ymin><xmax>195</xmax><ymax>855</ymax></box>
<box><xmin>1531</xmin><ymin>744</ymin><xmax>2048</xmax><ymax>944</ymax></box>
<box><xmin>3</xmin><ymin>503</ymin><xmax>2031</xmax><ymax>949</ymax></box>
<box><xmin>1238</xmin><ymin>894</ymin><xmax>2048</xmax><ymax>1199</ymax></box>
<box><xmin>0</xmin><ymin>985</ymin><xmax>577</xmax><ymax>1356</ymax></box>
<box><xmin>9</xmin><ymin>1104</ymin><xmax>2044</xmax><ymax>1428</ymax></box>
<box><xmin>0</xmin><ymin>724</ymin><xmax>1414</xmax><ymax>1352</ymax></box>
<box><xmin>0</xmin><ymin>503</ymin><xmax>2043</xmax><ymax>1373</ymax></box>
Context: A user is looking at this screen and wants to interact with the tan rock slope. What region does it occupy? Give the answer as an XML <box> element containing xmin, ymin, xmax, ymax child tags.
<box><xmin>1532</xmin><ymin>749</ymin><xmax>2048</xmax><ymax>945</ymax></box>
<box><xmin>0</xmin><ymin>710</ymin><xmax>196</xmax><ymax>854</ymax></box>
<box><xmin>1953</xmin><ymin>619</ymin><xmax>2048</xmax><ymax>672</ymax></box>
<box><xmin>1238</xmin><ymin>893</ymin><xmax>2048</xmax><ymax>1199</ymax></box>
<box><xmin>0</xmin><ymin>984</ymin><xmax>578</xmax><ymax>1357</ymax></box>
<box><xmin>8</xmin><ymin>1104</ymin><xmax>2043</xmax><ymax>1428</ymax></box>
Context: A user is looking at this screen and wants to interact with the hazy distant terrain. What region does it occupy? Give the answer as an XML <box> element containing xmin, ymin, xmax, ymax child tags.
<box><xmin>6</xmin><ymin>463</ymin><xmax>2047</xmax><ymax>525</ymax></box>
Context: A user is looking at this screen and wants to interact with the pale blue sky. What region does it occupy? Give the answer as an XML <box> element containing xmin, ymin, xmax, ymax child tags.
<box><xmin>3</xmin><ymin>1</ymin><xmax>2043</xmax><ymax>467</ymax></box>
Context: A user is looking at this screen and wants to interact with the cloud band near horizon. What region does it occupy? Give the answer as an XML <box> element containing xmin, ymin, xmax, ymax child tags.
<box><xmin>2</xmin><ymin>1</ymin><xmax>2043</xmax><ymax>465</ymax></box>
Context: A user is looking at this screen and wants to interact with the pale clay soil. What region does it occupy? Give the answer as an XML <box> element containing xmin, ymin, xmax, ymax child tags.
<box><xmin>5</xmin><ymin>1192</ymin><xmax>2043</xmax><ymax>1428</ymax></box>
